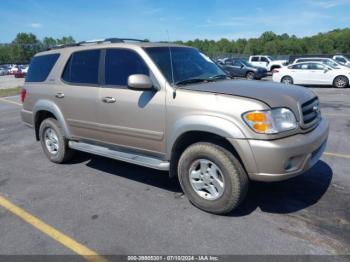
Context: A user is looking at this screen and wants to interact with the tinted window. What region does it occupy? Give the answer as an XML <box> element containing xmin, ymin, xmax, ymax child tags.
<box><xmin>289</xmin><ymin>64</ymin><xmax>302</xmax><ymax>69</ymax></box>
<box><xmin>336</xmin><ymin>57</ymin><xmax>346</xmax><ymax>63</ymax></box>
<box><xmin>251</xmin><ymin>56</ymin><xmax>259</xmax><ymax>62</ymax></box>
<box><xmin>62</xmin><ymin>49</ymin><xmax>100</xmax><ymax>84</ymax></box>
<box><xmin>260</xmin><ymin>57</ymin><xmax>269</xmax><ymax>62</ymax></box>
<box><xmin>145</xmin><ymin>47</ymin><xmax>224</xmax><ymax>85</ymax></box>
<box><xmin>308</xmin><ymin>63</ymin><xmax>324</xmax><ymax>70</ymax></box>
<box><xmin>105</xmin><ymin>49</ymin><xmax>149</xmax><ymax>86</ymax></box>
<box><xmin>26</xmin><ymin>54</ymin><xmax>60</xmax><ymax>82</ymax></box>
<box><xmin>233</xmin><ymin>60</ymin><xmax>241</xmax><ymax>67</ymax></box>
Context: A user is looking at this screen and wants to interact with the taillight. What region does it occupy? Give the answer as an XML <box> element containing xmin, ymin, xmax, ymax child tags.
<box><xmin>21</xmin><ymin>88</ymin><xmax>26</xmax><ymax>103</ymax></box>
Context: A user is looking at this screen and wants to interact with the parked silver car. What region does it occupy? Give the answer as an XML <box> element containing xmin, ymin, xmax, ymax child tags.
<box><xmin>21</xmin><ymin>39</ymin><xmax>329</xmax><ymax>214</ymax></box>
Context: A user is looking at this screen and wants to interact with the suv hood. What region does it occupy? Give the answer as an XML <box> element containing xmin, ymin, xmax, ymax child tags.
<box><xmin>181</xmin><ymin>80</ymin><xmax>316</xmax><ymax>121</ymax></box>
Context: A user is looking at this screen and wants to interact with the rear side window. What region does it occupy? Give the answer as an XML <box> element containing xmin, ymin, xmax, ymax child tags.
<box><xmin>251</xmin><ymin>56</ymin><xmax>259</xmax><ymax>62</ymax></box>
<box><xmin>62</xmin><ymin>49</ymin><xmax>100</xmax><ymax>84</ymax></box>
<box><xmin>26</xmin><ymin>54</ymin><xmax>60</xmax><ymax>82</ymax></box>
<box><xmin>104</xmin><ymin>49</ymin><xmax>149</xmax><ymax>86</ymax></box>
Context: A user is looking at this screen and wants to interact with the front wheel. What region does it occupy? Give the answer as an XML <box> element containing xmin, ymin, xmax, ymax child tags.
<box><xmin>246</xmin><ymin>71</ymin><xmax>255</xmax><ymax>80</ymax></box>
<box><xmin>177</xmin><ymin>142</ymin><xmax>249</xmax><ymax>214</ymax></box>
<box><xmin>333</xmin><ymin>76</ymin><xmax>349</xmax><ymax>88</ymax></box>
<box><xmin>281</xmin><ymin>76</ymin><xmax>293</xmax><ymax>84</ymax></box>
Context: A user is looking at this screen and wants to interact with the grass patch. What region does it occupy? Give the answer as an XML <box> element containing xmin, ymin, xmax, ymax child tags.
<box><xmin>0</xmin><ymin>87</ymin><xmax>22</xmax><ymax>97</ymax></box>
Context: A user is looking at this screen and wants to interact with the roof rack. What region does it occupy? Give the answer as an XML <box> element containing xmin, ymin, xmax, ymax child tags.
<box><xmin>48</xmin><ymin>38</ymin><xmax>149</xmax><ymax>50</ymax></box>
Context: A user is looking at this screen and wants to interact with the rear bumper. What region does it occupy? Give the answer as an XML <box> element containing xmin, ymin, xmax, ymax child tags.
<box><xmin>228</xmin><ymin>118</ymin><xmax>329</xmax><ymax>182</ymax></box>
<box><xmin>21</xmin><ymin>109</ymin><xmax>34</xmax><ymax>127</ymax></box>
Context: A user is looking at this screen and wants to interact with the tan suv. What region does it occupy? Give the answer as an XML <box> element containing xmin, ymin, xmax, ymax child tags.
<box><xmin>21</xmin><ymin>38</ymin><xmax>329</xmax><ymax>214</ymax></box>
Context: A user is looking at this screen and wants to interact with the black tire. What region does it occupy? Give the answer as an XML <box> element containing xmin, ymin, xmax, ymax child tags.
<box><xmin>246</xmin><ymin>71</ymin><xmax>255</xmax><ymax>80</ymax></box>
<box><xmin>281</xmin><ymin>76</ymin><xmax>293</xmax><ymax>85</ymax></box>
<box><xmin>177</xmin><ymin>142</ymin><xmax>249</xmax><ymax>214</ymax></box>
<box><xmin>39</xmin><ymin>118</ymin><xmax>74</xmax><ymax>163</ymax></box>
<box><xmin>333</xmin><ymin>76</ymin><xmax>349</xmax><ymax>88</ymax></box>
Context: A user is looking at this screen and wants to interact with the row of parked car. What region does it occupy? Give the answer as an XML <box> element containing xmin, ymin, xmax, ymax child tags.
<box><xmin>0</xmin><ymin>64</ymin><xmax>29</xmax><ymax>78</ymax></box>
<box><xmin>216</xmin><ymin>55</ymin><xmax>350</xmax><ymax>88</ymax></box>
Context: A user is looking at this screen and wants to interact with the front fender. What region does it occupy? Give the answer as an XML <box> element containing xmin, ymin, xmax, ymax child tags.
<box><xmin>166</xmin><ymin>115</ymin><xmax>246</xmax><ymax>158</ymax></box>
<box><xmin>33</xmin><ymin>99</ymin><xmax>71</xmax><ymax>138</ymax></box>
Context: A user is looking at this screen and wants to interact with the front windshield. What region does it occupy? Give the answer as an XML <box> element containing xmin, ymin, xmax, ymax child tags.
<box><xmin>145</xmin><ymin>47</ymin><xmax>225</xmax><ymax>85</ymax></box>
<box><xmin>267</xmin><ymin>56</ymin><xmax>274</xmax><ymax>61</ymax></box>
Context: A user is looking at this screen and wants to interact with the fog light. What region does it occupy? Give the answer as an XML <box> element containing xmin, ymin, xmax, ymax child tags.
<box><xmin>284</xmin><ymin>159</ymin><xmax>293</xmax><ymax>171</ymax></box>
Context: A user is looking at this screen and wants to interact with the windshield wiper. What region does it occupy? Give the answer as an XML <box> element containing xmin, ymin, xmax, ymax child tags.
<box><xmin>175</xmin><ymin>74</ymin><xmax>228</xmax><ymax>86</ymax></box>
<box><xmin>175</xmin><ymin>78</ymin><xmax>208</xmax><ymax>86</ymax></box>
<box><xmin>208</xmin><ymin>74</ymin><xmax>228</xmax><ymax>80</ymax></box>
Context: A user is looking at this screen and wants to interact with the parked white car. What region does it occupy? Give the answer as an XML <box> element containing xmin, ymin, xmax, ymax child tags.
<box><xmin>333</xmin><ymin>55</ymin><xmax>350</xmax><ymax>66</ymax></box>
<box><xmin>8</xmin><ymin>65</ymin><xmax>19</xmax><ymax>74</ymax></box>
<box><xmin>248</xmin><ymin>55</ymin><xmax>287</xmax><ymax>71</ymax></box>
<box><xmin>293</xmin><ymin>57</ymin><xmax>349</xmax><ymax>69</ymax></box>
<box><xmin>273</xmin><ymin>62</ymin><xmax>350</xmax><ymax>88</ymax></box>
<box><xmin>21</xmin><ymin>66</ymin><xmax>29</xmax><ymax>74</ymax></box>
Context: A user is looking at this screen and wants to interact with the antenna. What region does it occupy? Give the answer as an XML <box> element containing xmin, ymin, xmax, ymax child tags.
<box><xmin>166</xmin><ymin>30</ymin><xmax>175</xmax><ymax>88</ymax></box>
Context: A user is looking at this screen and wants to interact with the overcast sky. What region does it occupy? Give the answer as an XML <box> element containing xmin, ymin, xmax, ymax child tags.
<box><xmin>1</xmin><ymin>0</ymin><xmax>350</xmax><ymax>42</ymax></box>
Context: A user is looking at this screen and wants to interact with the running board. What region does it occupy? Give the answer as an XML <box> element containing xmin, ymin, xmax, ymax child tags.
<box><xmin>68</xmin><ymin>141</ymin><xmax>170</xmax><ymax>171</ymax></box>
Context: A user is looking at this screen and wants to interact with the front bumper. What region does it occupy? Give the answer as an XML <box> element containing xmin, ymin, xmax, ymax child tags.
<box><xmin>229</xmin><ymin>118</ymin><xmax>329</xmax><ymax>182</ymax></box>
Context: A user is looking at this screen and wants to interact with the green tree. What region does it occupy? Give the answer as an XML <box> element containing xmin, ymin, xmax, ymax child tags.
<box><xmin>11</xmin><ymin>33</ymin><xmax>41</xmax><ymax>63</ymax></box>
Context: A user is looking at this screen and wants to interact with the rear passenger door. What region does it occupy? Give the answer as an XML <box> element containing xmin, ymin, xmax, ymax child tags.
<box><xmin>96</xmin><ymin>48</ymin><xmax>165</xmax><ymax>155</ymax></box>
<box><xmin>57</xmin><ymin>49</ymin><xmax>101</xmax><ymax>139</ymax></box>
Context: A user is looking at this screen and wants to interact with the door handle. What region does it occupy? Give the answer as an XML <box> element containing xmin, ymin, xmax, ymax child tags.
<box><xmin>55</xmin><ymin>93</ymin><xmax>65</xmax><ymax>98</ymax></box>
<box><xmin>102</xmin><ymin>97</ymin><xmax>116</xmax><ymax>103</ymax></box>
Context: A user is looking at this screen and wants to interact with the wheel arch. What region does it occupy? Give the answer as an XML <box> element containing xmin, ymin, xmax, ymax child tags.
<box><xmin>33</xmin><ymin>100</ymin><xmax>71</xmax><ymax>141</ymax></box>
<box><xmin>166</xmin><ymin>116</ymin><xmax>247</xmax><ymax>177</ymax></box>
<box><xmin>333</xmin><ymin>75</ymin><xmax>349</xmax><ymax>87</ymax></box>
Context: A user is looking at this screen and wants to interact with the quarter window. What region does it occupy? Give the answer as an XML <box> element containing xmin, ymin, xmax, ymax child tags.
<box><xmin>62</xmin><ymin>49</ymin><xmax>100</xmax><ymax>84</ymax></box>
<box><xmin>26</xmin><ymin>54</ymin><xmax>60</xmax><ymax>82</ymax></box>
<box><xmin>105</xmin><ymin>49</ymin><xmax>149</xmax><ymax>86</ymax></box>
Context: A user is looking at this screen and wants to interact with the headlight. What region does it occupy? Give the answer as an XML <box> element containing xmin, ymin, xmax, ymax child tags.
<box><xmin>242</xmin><ymin>108</ymin><xmax>297</xmax><ymax>134</ymax></box>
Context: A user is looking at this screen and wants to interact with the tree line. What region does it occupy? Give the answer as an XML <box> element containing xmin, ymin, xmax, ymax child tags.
<box><xmin>0</xmin><ymin>33</ymin><xmax>75</xmax><ymax>64</ymax></box>
<box><xmin>175</xmin><ymin>28</ymin><xmax>350</xmax><ymax>58</ymax></box>
<box><xmin>1</xmin><ymin>28</ymin><xmax>350</xmax><ymax>64</ymax></box>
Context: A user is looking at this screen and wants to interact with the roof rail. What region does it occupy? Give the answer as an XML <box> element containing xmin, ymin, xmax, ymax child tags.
<box><xmin>48</xmin><ymin>38</ymin><xmax>149</xmax><ymax>50</ymax></box>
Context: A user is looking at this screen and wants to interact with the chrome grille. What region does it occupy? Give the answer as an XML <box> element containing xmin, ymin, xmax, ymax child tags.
<box><xmin>301</xmin><ymin>97</ymin><xmax>321</xmax><ymax>128</ymax></box>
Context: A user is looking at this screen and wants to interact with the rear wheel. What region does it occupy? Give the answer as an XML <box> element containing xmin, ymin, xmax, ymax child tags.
<box><xmin>39</xmin><ymin>118</ymin><xmax>74</xmax><ymax>163</ymax></box>
<box><xmin>246</xmin><ymin>71</ymin><xmax>255</xmax><ymax>80</ymax></box>
<box><xmin>177</xmin><ymin>142</ymin><xmax>249</xmax><ymax>214</ymax></box>
<box><xmin>333</xmin><ymin>76</ymin><xmax>349</xmax><ymax>88</ymax></box>
<box><xmin>281</xmin><ymin>76</ymin><xmax>293</xmax><ymax>84</ymax></box>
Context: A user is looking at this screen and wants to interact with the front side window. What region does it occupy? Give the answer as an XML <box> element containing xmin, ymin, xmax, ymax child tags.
<box><xmin>145</xmin><ymin>47</ymin><xmax>224</xmax><ymax>85</ymax></box>
<box><xmin>105</xmin><ymin>49</ymin><xmax>149</xmax><ymax>86</ymax></box>
<box><xmin>233</xmin><ymin>60</ymin><xmax>242</xmax><ymax>67</ymax></box>
<box><xmin>62</xmin><ymin>49</ymin><xmax>100</xmax><ymax>84</ymax></box>
<box><xmin>260</xmin><ymin>57</ymin><xmax>269</xmax><ymax>62</ymax></box>
<box><xmin>289</xmin><ymin>64</ymin><xmax>301</xmax><ymax>69</ymax></box>
<box><xmin>26</xmin><ymin>53</ymin><xmax>60</xmax><ymax>82</ymax></box>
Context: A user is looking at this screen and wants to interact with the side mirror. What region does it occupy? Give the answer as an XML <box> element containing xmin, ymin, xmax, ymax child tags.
<box><xmin>324</xmin><ymin>68</ymin><xmax>331</xmax><ymax>73</ymax></box>
<box><xmin>240</xmin><ymin>64</ymin><xmax>244</xmax><ymax>68</ymax></box>
<box><xmin>127</xmin><ymin>74</ymin><xmax>153</xmax><ymax>91</ymax></box>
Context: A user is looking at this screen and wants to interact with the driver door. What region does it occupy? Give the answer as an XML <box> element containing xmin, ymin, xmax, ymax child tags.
<box><xmin>95</xmin><ymin>48</ymin><xmax>166</xmax><ymax>155</ymax></box>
